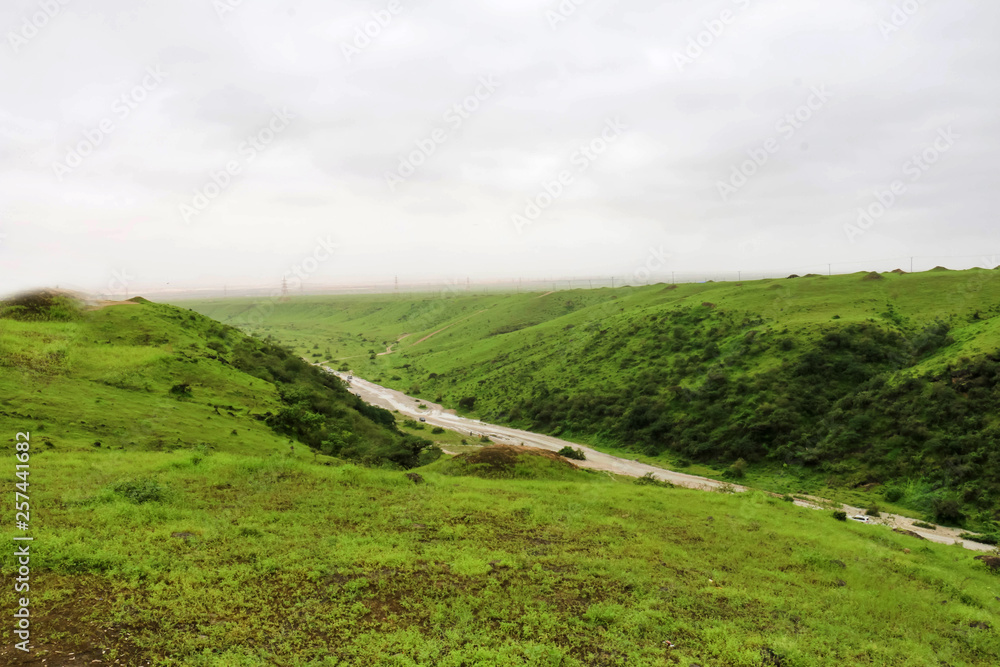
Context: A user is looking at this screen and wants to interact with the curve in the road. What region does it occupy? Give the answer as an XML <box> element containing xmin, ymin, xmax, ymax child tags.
<box><xmin>324</xmin><ymin>366</ymin><xmax>993</xmax><ymax>553</ymax></box>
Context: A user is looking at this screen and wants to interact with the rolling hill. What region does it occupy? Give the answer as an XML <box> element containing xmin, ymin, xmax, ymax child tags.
<box><xmin>0</xmin><ymin>290</ymin><xmax>998</xmax><ymax>664</ymax></box>
<box><xmin>185</xmin><ymin>268</ymin><xmax>1000</xmax><ymax>533</ymax></box>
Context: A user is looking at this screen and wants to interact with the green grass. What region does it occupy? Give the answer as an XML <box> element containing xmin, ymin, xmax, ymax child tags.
<box><xmin>181</xmin><ymin>268</ymin><xmax>1000</xmax><ymax>528</ymax></box>
<box><xmin>4</xmin><ymin>446</ymin><xmax>1000</xmax><ymax>665</ymax></box>
<box><xmin>3</xmin><ymin>288</ymin><xmax>1000</xmax><ymax>664</ymax></box>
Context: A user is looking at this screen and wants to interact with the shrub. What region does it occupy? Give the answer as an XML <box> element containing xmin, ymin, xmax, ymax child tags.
<box><xmin>866</xmin><ymin>504</ymin><xmax>881</xmax><ymax>518</ymax></box>
<box><xmin>726</xmin><ymin>458</ymin><xmax>748</xmax><ymax>479</ymax></box>
<box><xmin>431</xmin><ymin>427</ymin><xmax>445</xmax><ymax>434</ymax></box>
<box><xmin>458</xmin><ymin>396</ymin><xmax>476</xmax><ymax>411</ymax></box>
<box><xmin>959</xmin><ymin>532</ymin><xmax>999</xmax><ymax>546</ymax></box>
<box><xmin>782</xmin><ymin>494</ymin><xmax>795</xmax><ymax>502</ymax></box>
<box><xmin>417</xmin><ymin>447</ymin><xmax>443</xmax><ymax>466</ymax></box>
<box><xmin>932</xmin><ymin>496</ymin><xmax>965</xmax><ymax>524</ymax></box>
<box><xmin>113</xmin><ymin>478</ymin><xmax>166</xmax><ymax>504</ymax></box>
<box><xmin>635</xmin><ymin>472</ymin><xmax>673</xmax><ymax>488</ymax></box>
<box><xmin>833</xmin><ymin>511</ymin><xmax>848</xmax><ymax>521</ymax></box>
<box><xmin>169</xmin><ymin>383</ymin><xmax>192</xmax><ymax>397</ymax></box>
<box><xmin>913</xmin><ymin>521</ymin><xmax>937</xmax><ymax>530</ymax></box>
<box><xmin>883</xmin><ymin>487</ymin><xmax>904</xmax><ymax>503</ymax></box>
<box><xmin>557</xmin><ymin>446</ymin><xmax>586</xmax><ymax>461</ymax></box>
<box><xmin>207</xmin><ymin>340</ymin><xmax>228</xmax><ymax>354</ymax></box>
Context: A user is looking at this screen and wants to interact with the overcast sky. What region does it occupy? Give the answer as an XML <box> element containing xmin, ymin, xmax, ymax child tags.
<box><xmin>1</xmin><ymin>0</ymin><xmax>998</xmax><ymax>296</ymax></box>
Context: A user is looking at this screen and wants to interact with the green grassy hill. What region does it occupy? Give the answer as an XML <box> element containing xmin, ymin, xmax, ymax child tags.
<box><xmin>0</xmin><ymin>292</ymin><xmax>427</xmax><ymax>467</ymax></box>
<box><xmin>185</xmin><ymin>268</ymin><xmax>1000</xmax><ymax>533</ymax></box>
<box><xmin>1</xmin><ymin>290</ymin><xmax>999</xmax><ymax>664</ymax></box>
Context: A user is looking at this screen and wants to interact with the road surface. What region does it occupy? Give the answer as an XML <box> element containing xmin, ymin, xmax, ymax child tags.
<box><xmin>326</xmin><ymin>367</ymin><xmax>994</xmax><ymax>553</ymax></box>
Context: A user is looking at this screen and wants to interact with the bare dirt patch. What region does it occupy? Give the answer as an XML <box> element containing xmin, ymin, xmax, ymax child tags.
<box><xmin>0</xmin><ymin>575</ymin><xmax>151</xmax><ymax>665</ymax></box>
<box><xmin>452</xmin><ymin>445</ymin><xmax>579</xmax><ymax>475</ymax></box>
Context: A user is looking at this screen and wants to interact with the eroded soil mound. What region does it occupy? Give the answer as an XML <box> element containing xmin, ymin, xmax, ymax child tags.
<box><xmin>463</xmin><ymin>445</ymin><xmax>576</xmax><ymax>470</ymax></box>
<box><xmin>441</xmin><ymin>445</ymin><xmax>582</xmax><ymax>480</ymax></box>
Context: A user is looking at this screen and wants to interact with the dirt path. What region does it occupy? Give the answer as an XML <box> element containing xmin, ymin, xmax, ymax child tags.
<box><xmin>86</xmin><ymin>299</ymin><xmax>140</xmax><ymax>311</ymax></box>
<box><xmin>377</xmin><ymin>333</ymin><xmax>411</xmax><ymax>356</ymax></box>
<box><xmin>411</xmin><ymin>310</ymin><xmax>488</xmax><ymax>347</ymax></box>
<box><xmin>328</xmin><ymin>368</ymin><xmax>994</xmax><ymax>553</ymax></box>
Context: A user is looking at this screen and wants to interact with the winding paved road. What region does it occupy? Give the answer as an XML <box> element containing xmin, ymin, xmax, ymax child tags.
<box><xmin>325</xmin><ymin>367</ymin><xmax>993</xmax><ymax>553</ymax></box>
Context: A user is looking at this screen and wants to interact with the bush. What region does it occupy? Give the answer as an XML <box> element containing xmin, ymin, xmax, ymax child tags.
<box><xmin>913</xmin><ymin>521</ymin><xmax>937</xmax><ymax>530</ymax></box>
<box><xmin>635</xmin><ymin>472</ymin><xmax>673</xmax><ymax>488</ymax></box>
<box><xmin>782</xmin><ymin>494</ymin><xmax>795</xmax><ymax>502</ymax></box>
<box><xmin>417</xmin><ymin>446</ymin><xmax>443</xmax><ymax>466</ymax></box>
<box><xmin>431</xmin><ymin>427</ymin><xmax>445</xmax><ymax>434</ymax></box>
<box><xmin>883</xmin><ymin>487</ymin><xmax>904</xmax><ymax>503</ymax></box>
<box><xmin>932</xmin><ymin>496</ymin><xmax>965</xmax><ymax>524</ymax></box>
<box><xmin>865</xmin><ymin>504</ymin><xmax>881</xmax><ymax>518</ymax></box>
<box><xmin>557</xmin><ymin>446</ymin><xmax>587</xmax><ymax>461</ymax></box>
<box><xmin>959</xmin><ymin>532</ymin><xmax>999</xmax><ymax>546</ymax></box>
<box><xmin>833</xmin><ymin>511</ymin><xmax>848</xmax><ymax>521</ymax></box>
<box><xmin>726</xmin><ymin>458</ymin><xmax>748</xmax><ymax>479</ymax></box>
<box><xmin>113</xmin><ymin>478</ymin><xmax>166</xmax><ymax>504</ymax></box>
<box><xmin>458</xmin><ymin>396</ymin><xmax>476</xmax><ymax>411</ymax></box>
<box><xmin>169</xmin><ymin>383</ymin><xmax>192</xmax><ymax>397</ymax></box>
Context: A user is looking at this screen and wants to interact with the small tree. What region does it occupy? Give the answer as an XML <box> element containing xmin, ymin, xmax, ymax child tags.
<box><xmin>557</xmin><ymin>446</ymin><xmax>586</xmax><ymax>461</ymax></box>
<box><xmin>726</xmin><ymin>458</ymin><xmax>747</xmax><ymax>479</ymax></box>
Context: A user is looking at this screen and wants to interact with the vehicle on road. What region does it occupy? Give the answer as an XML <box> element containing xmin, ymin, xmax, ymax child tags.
<box><xmin>419</xmin><ymin>417</ymin><xmax>426</xmax><ymax>422</ymax></box>
<box><xmin>850</xmin><ymin>515</ymin><xmax>871</xmax><ymax>523</ymax></box>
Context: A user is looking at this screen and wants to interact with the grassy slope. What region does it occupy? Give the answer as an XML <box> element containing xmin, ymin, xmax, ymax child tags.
<box><xmin>0</xmin><ymin>295</ymin><xmax>998</xmax><ymax>664</ymax></box>
<box><xmin>183</xmin><ymin>269</ymin><xmax>1000</xmax><ymax>402</ymax></box>
<box><xmin>182</xmin><ymin>269</ymin><xmax>1000</xmax><ymax>527</ymax></box>
<box><xmin>0</xmin><ymin>302</ymin><xmax>289</xmax><ymax>456</ymax></box>
<box><xmin>5</xmin><ymin>448</ymin><xmax>1000</xmax><ymax>665</ymax></box>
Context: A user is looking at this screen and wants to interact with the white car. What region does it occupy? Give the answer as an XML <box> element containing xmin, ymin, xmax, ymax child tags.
<box><xmin>850</xmin><ymin>515</ymin><xmax>871</xmax><ymax>523</ymax></box>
